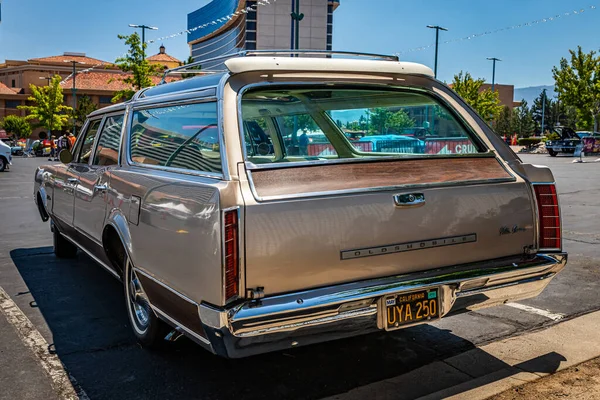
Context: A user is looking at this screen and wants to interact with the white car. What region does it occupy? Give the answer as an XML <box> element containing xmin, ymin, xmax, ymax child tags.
<box><xmin>0</xmin><ymin>140</ymin><xmax>12</xmax><ymax>172</ymax></box>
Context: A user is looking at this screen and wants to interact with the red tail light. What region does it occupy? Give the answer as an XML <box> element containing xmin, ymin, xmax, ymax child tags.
<box><xmin>533</xmin><ymin>184</ymin><xmax>561</xmax><ymax>250</ymax></box>
<box><xmin>224</xmin><ymin>209</ymin><xmax>239</xmax><ymax>300</ymax></box>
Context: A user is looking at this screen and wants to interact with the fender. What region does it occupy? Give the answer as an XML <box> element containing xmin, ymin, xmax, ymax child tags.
<box><xmin>104</xmin><ymin>208</ymin><xmax>134</xmax><ymax>261</ymax></box>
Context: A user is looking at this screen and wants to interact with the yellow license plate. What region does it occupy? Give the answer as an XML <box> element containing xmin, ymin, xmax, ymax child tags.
<box><xmin>384</xmin><ymin>289</ymin><xmax>439</xmax><ymax>330</ymax></box>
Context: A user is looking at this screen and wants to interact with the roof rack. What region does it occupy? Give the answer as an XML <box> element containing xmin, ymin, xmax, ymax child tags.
<box><xmin>160</xmin><ymin>50</ymin><xmax>400</xmax><ymax>83</ymax></box>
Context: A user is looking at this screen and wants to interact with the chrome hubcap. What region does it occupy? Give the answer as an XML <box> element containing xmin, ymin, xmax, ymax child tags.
<box><xmin>128</xmin><ymin>264</ymin><xmax>150</xmax><ymax>332</ymax></box>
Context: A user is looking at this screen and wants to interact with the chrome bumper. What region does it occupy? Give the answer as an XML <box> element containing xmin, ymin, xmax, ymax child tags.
<box><xmin>199</xmin><ymin>253</ymin><xmax>567</xmax><ymax>358</ymax></box>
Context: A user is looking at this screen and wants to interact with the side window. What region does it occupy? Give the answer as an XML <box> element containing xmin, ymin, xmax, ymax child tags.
<box><xmin>129</xmin><ymin>102</ymin><xmax>221</xmax><ymax>174</ymax></box>
<box><xmin>76</xmin><ymin>119</ymin><xmax>102</xmax><ymax>164</ymax></box>
<box><xmin>93</xmin><ymin>115</ymin><xmax>124</xmax><ymax>166</ymax></box>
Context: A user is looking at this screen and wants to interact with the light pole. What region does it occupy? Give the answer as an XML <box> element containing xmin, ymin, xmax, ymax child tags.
<box><xmin>541</xmin><ymin>89</ymin><xmax>547</xmax><ymax>135</ymax></box>
<box><xmin>39</xmin><ymin>76</ymin><xmax>54</xmax><ymax>139</ymax></box>
<box><xmin>290</xmin><ymin>0</ymin><xmax>304</xmax><ymax>54</ymax></box>
<box><xmin>129</xmin><ymin>24</ymin><xmax>158</xmax><ymax>59</ymax></box>
<box><xmin>486</xmin><ymin>57</ymin><xmax>501</xmax><ymax>92</ymax></box>
<box><xmin>426</xmin><ymin>25</ymin><xmax>448</xmax><ymax>79</ymax></box>
<box><xmin>64</xmin><ymin>60</ymin><xmax>85</xmax><ymax>136</ymax></box>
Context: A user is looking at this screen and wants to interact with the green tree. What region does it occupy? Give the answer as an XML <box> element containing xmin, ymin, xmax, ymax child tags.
<box><xmin>511</xmin><ymin>100</ymin><xmax>536</xmax><ymax>138</ymax></box>
<box><xmin>388</xmin><ymin>109</ymin><xmax>416</xmax><ymax>132</ymax></box>
<box><xmin>552</xmin><ymin>46</ymin><xmax>600</xmax><ymax>131</ymax></box>
<box><xmin>72</xmin><ymin>95</ymin><xmax>98</xmax><ymax>135</ymax></box>
<box><xmin>181</xmin><ymin>56</ymin><xmax>201</xmax><ymax>79</ymax></box>
<box><xmin>18</xmin><ymin>75</ymin><xmax>73</xmax><ymax>135</ymax></box>
<box><xmin>495</xmin><ymin>106</ymin><xmax>513</xmax><ymax>137</ymax></box>
<box><xmin>451</xmin><ymin>71</ymin><xmax>503</xmax><ymax>123</ymax></box>
<box><xmin>530</xmin><ymin>91</ymin><xmax>554</xmax><ymax>134</ymax></box>
<box><xmin>1</xmin><ymin>115</ymin><xmax>32</xmax><ymax>139</ymax></box>
<box><xmin>112</xmin><ymin>33</ymin><xmax>163</xmax><ymax>102</ymax></box>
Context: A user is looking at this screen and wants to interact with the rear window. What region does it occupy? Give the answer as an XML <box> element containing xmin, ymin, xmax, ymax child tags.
<box><xmin>241</xmin><ymin>88</ymin><xmax>484</xmax><ymax>165</ymax></box>
<box><xmin>129</xmin><ymin>102</ymin><xmax>221</xmax><ymax>174</ymax></box>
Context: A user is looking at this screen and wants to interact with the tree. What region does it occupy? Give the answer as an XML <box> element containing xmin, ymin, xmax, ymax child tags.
<box><xmin>451</xmin><ymin>71</ymin><xmax>503</xmax><ymax>123</ymax></box>
<box><xmin>552</xmin><ymin>46</ymin><xmax>600</xmax><ymax>131</ymax></box>
<box><xmin>18</xmin><ymin>75</ymin><xmax>73</xmax><ymax>135</ymax></box>
<box><xmin>181</xmin><ymin>56</ymin><xmax>201</xmax><ymax>79</ymax></box>
<box><xmin>530</xmin><ymin>91</ymin><xmax>554</xmax><ymax>134</ymax></box>
<box><xmin>72</xmin><ymin>95</ymin><xmax>98</xmax><ymax>135</ymax></box>
<box><xmin>511</xmin><ymin>100</ymin><xmax>536</xmax><ymax>138</ymax></box>
<box><xmin>1</xmin><ymin>115</ymin><xmax>32</xmax><ymax>139</ymax></box>
<box><xmin>495</xmin><ymin>106</ymin><xmax>513</xmax><ymax>137</ymax></box>
<box><xmin>112</xmin><ymin>33</ymin><xmax>163</xmax><ymax>102</ymax></box>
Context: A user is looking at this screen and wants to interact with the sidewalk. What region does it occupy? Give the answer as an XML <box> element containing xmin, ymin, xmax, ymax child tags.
<box><xmin>323</xmin><ymin>310</ymin><xmax>600</xmax><ymax>400</ymax></box>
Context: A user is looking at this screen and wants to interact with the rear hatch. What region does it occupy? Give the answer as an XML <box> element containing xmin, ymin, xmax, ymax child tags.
<box><xmin>241</xmin><ymin>157</ymin><xmax>536</xmax><ymax>296</ymax></box>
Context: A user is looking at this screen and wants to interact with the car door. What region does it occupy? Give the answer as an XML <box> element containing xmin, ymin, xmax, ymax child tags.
<box><xmin>51</xmin><ymin>119</ymin><xmax>101</xmax><ymax>233</ymax></box>
<box><xmin>73</xmin><ymin>113</ymin><xmax>125</xmax><ymax>245</ymax></box>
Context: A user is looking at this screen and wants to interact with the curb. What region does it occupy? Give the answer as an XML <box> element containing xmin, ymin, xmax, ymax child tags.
<box><xmin>322</xmin><ymin>310</ymin><xmax>600</xmax><ymax>400</ymax></box>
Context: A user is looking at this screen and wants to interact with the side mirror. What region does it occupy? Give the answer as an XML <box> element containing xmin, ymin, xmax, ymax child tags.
<box><xmin>59</xmin><ymin>149</ymin><xmax>73</xmax><ymax>164</ymax></box>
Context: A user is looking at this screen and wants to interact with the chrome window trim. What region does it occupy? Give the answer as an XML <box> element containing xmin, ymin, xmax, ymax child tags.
<box><xmin>88</xmin><ymin>111</ymin><xmax>127</xmax><ymax>168</ymax></box>
<box><xmin>73</xmin><ymin>117</ymin><xmax>103</xmax><ymax>164</ymax></box>
<box><xmin>217</xmin><ymin>73</ymin><xmax>231</xmax><ymax>181</ymax></box>
<box><xmin>235</xmin><ymin>81</ymin><xmax>490</xmax><ymax>168</ymax></box>
<box><xmin>124</xmin><ymin>98</ymin><xmax>225</xmax><ymax>180</ymax></box>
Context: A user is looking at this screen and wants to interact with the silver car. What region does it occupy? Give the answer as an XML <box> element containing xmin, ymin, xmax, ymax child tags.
<box><xmin>34</xmin><ymin>51</ymin><xmax>567</xmax><ymax>358</ymax></box>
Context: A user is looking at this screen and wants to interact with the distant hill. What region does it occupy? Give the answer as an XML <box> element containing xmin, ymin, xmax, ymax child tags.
<box><xmin>514</xmin><ymin>85</ymin><xmax>556</xmax><ymax>106</ymax></box>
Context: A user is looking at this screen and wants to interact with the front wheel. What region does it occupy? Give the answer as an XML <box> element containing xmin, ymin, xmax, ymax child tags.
<box><xmin>124</xmin><ymin>256</ymin><xmax>169</xmax><ymax>347</ymax></box>
<box><xmin>548</xmin><ymin>149</ymin><xmax>557</xmax><ymax>157</ymax></box>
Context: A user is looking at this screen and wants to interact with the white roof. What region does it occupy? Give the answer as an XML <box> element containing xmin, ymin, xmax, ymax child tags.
<box><xmin>225</xmin><ymin>57</ymin><xmax>434</xmax><ymax>77</ymax></box>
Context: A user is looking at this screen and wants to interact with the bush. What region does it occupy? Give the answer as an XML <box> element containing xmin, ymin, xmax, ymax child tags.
<box><xmin>543</xmin><ymin>132</ymin><xmax>561</xmax><ymax>142</ymax></box>
<box><xmin>518</xmin><ymin>138</ymin><xmax>542</xmax><ymax>148</ymax></box>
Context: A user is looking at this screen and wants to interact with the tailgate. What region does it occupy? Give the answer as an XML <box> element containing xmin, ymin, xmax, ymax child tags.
<box><xmin>241</xmin><ymin>157</ymin><xmax>535</xmax><ymax>296</ymax></box>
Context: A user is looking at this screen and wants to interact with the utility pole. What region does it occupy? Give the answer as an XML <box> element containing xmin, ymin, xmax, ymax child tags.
<box><xmin>426</xmin><ymin>25</ymin><xmax>448</xmax><ymax>79</ymax></box>
<box><xmin>129</xmin><ymin>24</ymin><xmax>158</xmax><ymax>59</ymax></box>
<box><xmin>486</xmin><ymin>57</ymin><xmax>501</xmax><ymax>92</ymax></box>
<box><xmin>64</xmin><ymin>60</ymin><xmax>84</xmax><ymax>136</ymax></box>
<box><xmin>541</xmin><ymin>88</ymin><xmax>547</xmax><ymax>135</ymax></box>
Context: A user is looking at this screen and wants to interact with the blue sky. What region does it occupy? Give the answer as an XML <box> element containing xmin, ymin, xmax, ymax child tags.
<box><xmin>0</xmin><ymin>0</ymin><xmax>598</xmax><ymax>87</ymax></box>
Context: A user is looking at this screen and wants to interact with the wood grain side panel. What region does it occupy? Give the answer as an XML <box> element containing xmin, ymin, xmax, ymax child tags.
<box><xmin>250</xmin><ymin>158</ymin><xmax>513</xmax><ymax>198</ymax></box>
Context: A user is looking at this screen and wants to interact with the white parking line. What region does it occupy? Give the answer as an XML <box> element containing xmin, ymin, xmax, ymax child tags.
<box><xmin>505</xmin><ymin>302</ymin><xmax>566</xmax><ymax>321</ymax></box>
<box><xmin>0</xmin><ymin>285</ymin><xmax>89</xmax><ymax>400</ymax></box>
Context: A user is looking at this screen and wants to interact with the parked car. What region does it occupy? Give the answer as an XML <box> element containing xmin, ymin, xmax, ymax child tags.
<box><xmin>34</xmin><ymin>51</ymin><xmax>567</xmax><ymax>358</ymax></box>
<box><xmin>358</xmin><ymin>134</ymin><xmax>426</xmax><ymax>153</ymax></box>
<box><xmin>545</xmin><ymin>126</ymin><xmax>584</xmax><ymax>156</ymax></box>
<box><xmin>0</xmin><ymin>140</ymin><xmax>12</xmax><ymax>171</ymax></box>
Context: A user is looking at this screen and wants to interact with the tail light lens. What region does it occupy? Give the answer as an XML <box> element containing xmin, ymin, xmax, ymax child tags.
<box><xmin>533</xmin><ymin>184</ymin><xmax>561</xmax><ymax>250</ymax></box>
<box><xmin>224</xmin><ymin>209</ymin><xmax>239</xmax><ymax>300</ymax></box>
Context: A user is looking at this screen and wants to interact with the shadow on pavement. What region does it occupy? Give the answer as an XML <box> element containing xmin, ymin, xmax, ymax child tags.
<box><xmin>10</xmin><ymin>247</ymin><xmax>564</xmax><ymax>400</ymax></box>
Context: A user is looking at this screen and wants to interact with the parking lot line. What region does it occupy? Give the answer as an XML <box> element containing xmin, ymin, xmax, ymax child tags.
<box><xmin>505</xmin><ymin>302</ymin><xmax>565</xmax><ymax>321</ymax></box>
<box><xmin>0</xmin><ymin>285</ymin><xmax>88</xmax><ymax>400</ymax></box>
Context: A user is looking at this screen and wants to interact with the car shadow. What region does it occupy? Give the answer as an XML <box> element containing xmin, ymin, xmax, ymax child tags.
<box><xmin>10</xmin><ymin>247</ymin><xmax>565</xmax><ymax>400</ymax></box>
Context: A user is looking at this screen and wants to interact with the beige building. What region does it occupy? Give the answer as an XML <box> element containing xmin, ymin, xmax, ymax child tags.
<box><xmin>147</xmin><ymin>45</ymin><xmax>183</xmax><ymax>70</ymax></box>
<box><xmin>480</xmin><ymin>83</ymin><xmax>520</xmax><ymax>109</ymax></box>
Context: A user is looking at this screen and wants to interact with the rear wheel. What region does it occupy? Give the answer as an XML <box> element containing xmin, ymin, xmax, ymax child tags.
<box><xmin>124</xmin><ymin>256</ymin><xmax>169</xmax><ymax>347</ymax></box>
<box><xmin>53</xmin><ymin>224</ymin><xmax>78</xmax><ymax>258</ymax></box>
<box><xmin>548</xmin><ymin>149</ymin><xmax>557</xmax><ymax>157</ymax></box>
<box><xmin>0</xmin><ymin>158</ymin><xmax>6</xmax><ymax>172</ymax></box>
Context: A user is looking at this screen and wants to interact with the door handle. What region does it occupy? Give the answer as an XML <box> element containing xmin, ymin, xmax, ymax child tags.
<box><xmin>93</xmin><ymin>184</ymin><xmax>108</xmax><ymax>193</ymax></box>
<box><xmin>394</xmin><ymin>193</ymin><xmax>425</xmax><ymax>208</ymax></box>
<box><xmin>67</xmin><ymin>178</ymin><xmax>79</xmax><ymax>184</ymax></box>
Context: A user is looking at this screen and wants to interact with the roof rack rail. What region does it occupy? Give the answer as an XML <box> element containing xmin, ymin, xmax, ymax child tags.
<box><xmin>160</xmin><ymin>49</ymin><xmax>399</xmax><ymax>84</ymax></box>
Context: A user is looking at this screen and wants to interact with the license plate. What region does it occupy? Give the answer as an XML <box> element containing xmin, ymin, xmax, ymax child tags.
<box><xmin>383</xmin><ymin>288</ymin><xmax>440</xmax><ymax>330</ymax></box>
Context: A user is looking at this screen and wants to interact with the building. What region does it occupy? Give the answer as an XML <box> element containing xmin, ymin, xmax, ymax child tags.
<box><xmin>0</xmin><ymin>50</ymin><xmax>177</xmax><ymax>139</ymax></box>
<box><xmin>187</xmin><ymin>0</ymin><xmax>339</xmax><ymax>70</ymax></box>
<box><xmin>480</xmin><ymin>83</ymin><xmax>521</xmax><ymax>109</ymax></box>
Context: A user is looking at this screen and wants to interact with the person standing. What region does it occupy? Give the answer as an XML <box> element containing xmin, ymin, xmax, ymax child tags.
<box><xmin>49</xmin><ymin>136</ymin><xmax>57</xmax><ymax>161</ymax></box>
<box><xmin>67</xmin><ymin>131</ymin><xmax>76</xmax><ymax>151</ymax></box>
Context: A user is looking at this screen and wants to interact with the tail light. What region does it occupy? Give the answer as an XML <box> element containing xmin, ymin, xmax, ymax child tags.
<box><xmin>224</xmin><ymin>209</ymin><xmax>239</xmax><ymax>301</ymax></box>
<box><xmin>533</xmin><ymin>184</ymin><xmax>561</xmax><ymax>250</ymax></box>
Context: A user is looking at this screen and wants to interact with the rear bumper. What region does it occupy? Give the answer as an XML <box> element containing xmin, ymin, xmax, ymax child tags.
<box><xmin>199</xmin><ymin>253</ymin><xmax>567</xmax><ymax>358</ymax></box>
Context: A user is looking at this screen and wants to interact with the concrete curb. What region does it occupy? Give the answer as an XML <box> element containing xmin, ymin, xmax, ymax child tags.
<box><xmin>322</xmin><ymin>311</ymin><xmax>600</xmax><ymax>400</ymax></box>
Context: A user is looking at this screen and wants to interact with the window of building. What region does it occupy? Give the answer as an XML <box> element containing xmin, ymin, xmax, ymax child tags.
<box><xmin>327</xmin><ymin>25</ymin><xmax>332</xmax><ymax>35</ymax></box>
<box><xmin>129</xmin><ymin>102</ymin><xmax>222</xmax><ymax>174</ymax></box>
<box><xmin>246</xmin><ymin>42</ymin><xmax>257</xmax><ymax>50</ymax></box>
<box><xmin>99</xmin><ymin>96</ymin><xmax>113</xmax><ymax>105</ymax></box>
<box><xmin>11</xmin><ymin>80</ymin><xmax>16</xmax><ymax>88</ymax></box>
<box><xmin>93</xmin><ymin>115</ymin><xmax>124</xmax><ymax>166</ymax></box>
<box><xmin>246</xmin><ymin>31</ymin><xmax>256</xmax><ymax>41</ymax></box>
<box><xmin>5</xmin><ymin>100</ymin><xmax>20</xmax><ymax>109</ymax></box>
<box><xmin>247</xmin><ymin>10</ymin><xmax>256</xmax><ymax>20</ymax></box>
<box><xmin>246</xmin><ymin>21</ymin><xmax>257</xmax><ymax>31</ymax></box>
<box><xmin>327</xmin><ymin>14</ymin><xmax>333</xmax><ymax>24</ymax></box>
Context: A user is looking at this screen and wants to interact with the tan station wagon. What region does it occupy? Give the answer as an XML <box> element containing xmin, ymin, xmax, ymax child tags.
<box><xmin>34</xmin><ymin>51</ymin><xmax>567</xmax><ymax>358</ymax></box>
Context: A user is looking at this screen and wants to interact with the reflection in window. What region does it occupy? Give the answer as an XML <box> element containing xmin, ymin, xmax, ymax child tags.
<box><xmin>78</xmin><ymin>120</ymin><xmax>102</xmax><ymax>164</ymax></box>
<box><xmin>93</xmin><ymin>115</ymin><xmax>124</xmax><ymax>166</ymax></box>
<box><xmin>129</xmin><ymin>102</ymin><xmax>221</xmax><ymax>174</ymax></box>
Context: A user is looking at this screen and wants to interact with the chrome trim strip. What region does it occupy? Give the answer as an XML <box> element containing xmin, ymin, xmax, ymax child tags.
<box><xmin>60</xmin><ymin>232</ymin><xmax>120</xmax><ymax>280</ymax></box>
<box><xmin>341</xmin><ymin>234</ymin><xmax>477</xmax><ymax>260</ymax></box>
<box><xmin>217</xmin><ymin>73</ymin><xmax>231</xmax><ymax>181</ymax></box>
<box><xmin>455</xmin><ymin>272</ymin><xmax>556</xmax><ymax>297</ymax></box>
<box><xmin>152</xmin><ymin>306</ymin><xmax>212</xmax><ymax>346</ymax></box>
<box><xmin>134</xmin><ymin>267</ymin><xmax>197</xmax><ymax>306</ymax></box>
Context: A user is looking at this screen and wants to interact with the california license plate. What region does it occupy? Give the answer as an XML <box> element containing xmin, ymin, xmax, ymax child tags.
<box><xmin>383</xmin><ymin>288</ymin><xmax>440</xmax><ymax>330</ymax></box>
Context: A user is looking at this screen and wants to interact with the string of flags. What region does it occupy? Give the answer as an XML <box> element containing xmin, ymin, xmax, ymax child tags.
<box><xmin>147</xmin><ymin>0</ymin><xmax>277</xmax><ymax>44</ymax></box>
<box><xmin>397</xmin><ymin>5</ymin><xmax>598</xmax><ymax>55</ymax></box>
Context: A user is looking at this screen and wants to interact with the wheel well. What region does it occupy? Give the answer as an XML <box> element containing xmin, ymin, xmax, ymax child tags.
<box><xmin>103</xmin><ymin>225</ymin><xmax>127</xmax><ymax>277</ymax></box>
<box><xmin>36</xmin><ymin>192</ymin><xmax>49</xmax><ymax>222</ymax></box>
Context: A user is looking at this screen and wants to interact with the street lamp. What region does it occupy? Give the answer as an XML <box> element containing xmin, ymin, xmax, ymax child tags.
<box><xmin>129</xmin><ymin>24</ymin><xmax>158</xmax><ymax>59</ymax></box>
<box><xmin>541</xmin><ymin>89</ymin><xmax>547</xmax><ymax>135</ymax></box>
<box><xmin>426</xmin><ymin>25</ymin><xmax>448</xmax><ymax>78</ymax></box>
<box><xmin>486</xmin><ymin>57</ymin><xmax>502</xmax><ymax>92</ymax></box>
<box><xmin>64</xmin><ymin>60</ymin><xmax>85</xmax><ymax>136</ymax></box>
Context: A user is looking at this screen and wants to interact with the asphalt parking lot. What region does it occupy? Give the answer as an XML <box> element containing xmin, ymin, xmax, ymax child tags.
<box><xmin>0</xmin><ymin>154</ymin><xmax>599</xmax><ymax>400</ymax></box>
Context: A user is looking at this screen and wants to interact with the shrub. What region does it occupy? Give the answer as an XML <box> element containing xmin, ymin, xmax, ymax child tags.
<box><xmin>518</xmin><ymin>138</ymin><xmax>542</xmax><ymax>148</ymax></box>
<box><xmin>543</xmin><ymin>132</ymin><xmax>561</xmax><ymax>142</ymax></box>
